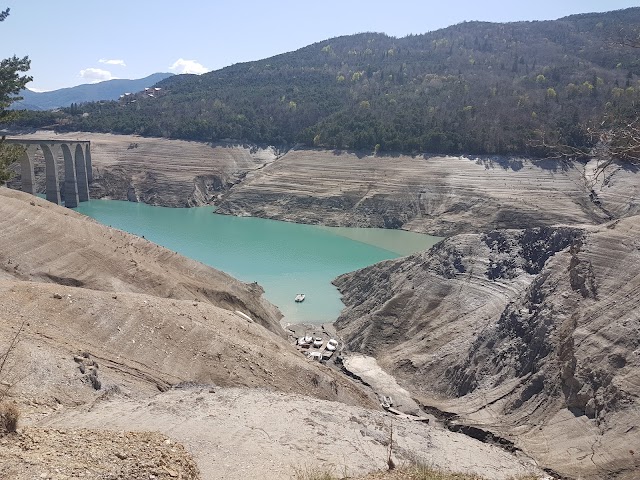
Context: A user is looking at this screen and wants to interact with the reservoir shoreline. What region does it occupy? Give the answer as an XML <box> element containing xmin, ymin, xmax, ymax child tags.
<box><xmin>74</xmin><ymin>199</ymin><xmax>441</xmax><ymax>326</ymax></box>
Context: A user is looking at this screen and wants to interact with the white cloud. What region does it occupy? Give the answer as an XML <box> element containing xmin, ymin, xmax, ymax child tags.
<box><xmin>169</xmin><ymin>58</ymin><xmax>208</xmax><ymax>75</ymax></box>
<box><xmin>79</xmin><ymin>68</ymin><xmax>115</xmax><ymax>83</ymax></box>
<box><xmin>99</xmin><ymin>58</ymin><xmax>127</xmax><ymax>67</ymax></box>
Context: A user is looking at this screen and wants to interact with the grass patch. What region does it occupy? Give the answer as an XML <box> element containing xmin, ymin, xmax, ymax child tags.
<box><xmin>293</xmin><ymin>465</ymin><xmax>338</xmax><ymax>480</ymax></box>
<box><xmin>357</xmin><ymin>464</ymin><xmax>542</xmax><ymax>479</ymax></box>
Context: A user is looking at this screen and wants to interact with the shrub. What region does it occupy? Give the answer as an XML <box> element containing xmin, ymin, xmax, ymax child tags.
<box><xmin>0</xmin><ymin>402</ymin><xmax>19</xmax><ymax>434</ymax></box>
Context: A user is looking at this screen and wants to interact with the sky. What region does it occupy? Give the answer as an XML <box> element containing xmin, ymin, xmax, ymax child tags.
<box><xmin>2</xmin><ymin>0</ymin><xmax>639</xmax><ymax>91</ymax></box>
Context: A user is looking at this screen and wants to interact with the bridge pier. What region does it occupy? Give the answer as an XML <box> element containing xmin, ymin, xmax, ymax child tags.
<box><xmin>61</xmin><ymin>144</ymin><xmax>79</xmax><ymax>208</ymax></box>
<box><xmin>74</xmin><ymin>144</ymin><xmax>89</xmax><ymax>202</ymax></box>
<box><xmin>19</xmin><ymin>147</ymin><xmax>36</xmax><ymax>196</ymax></box>
<box><xmin>4</xmin><ymin>138</ymin><xmax>92</xmax><ymax>207</ymax></box>
<box><xmin>85</xmin><ymin>143</ymin><xmax>93</xmax><ymax>183</ymax></box>
<box><xmin>42</xmin><ymin>144</ymin><xmax>61</xmax><ymax>204</ymax></box>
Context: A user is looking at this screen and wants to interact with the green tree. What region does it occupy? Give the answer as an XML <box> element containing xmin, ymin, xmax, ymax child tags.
<box><xmin>0</xmin><ymin>8</ymin><xmax>32</xmax><ymax>184</ymax></box>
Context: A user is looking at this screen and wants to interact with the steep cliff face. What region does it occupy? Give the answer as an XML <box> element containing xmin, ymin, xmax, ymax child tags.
<box><xmin>334</xmin><ymin>218</ymin><xmax>640</xmax><ymax>479</ymax></box>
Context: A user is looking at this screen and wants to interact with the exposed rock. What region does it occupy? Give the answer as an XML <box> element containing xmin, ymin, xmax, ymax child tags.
<box><xmin>39</xmin><ymin>387</ymin><xmax>545</xmax><ymax>480</ymax></box>
<box><xmin>7</xmin><ymin>132</ymin><xmax>279</xmax><ymax>208</ymax></box>
<box><xmin>215</xmin><ymin>150</ymin><xmax>636</xmax><ymax>236</ymax></box>
<box><xmin>0</xmin><ymin>427</ymin><xmax>200</xmax><ymax>480</ymax></box>
<box><xmin>334</xmin><ymin>217</ymin><xmax>640</xmax><ymax>479</ymax></box>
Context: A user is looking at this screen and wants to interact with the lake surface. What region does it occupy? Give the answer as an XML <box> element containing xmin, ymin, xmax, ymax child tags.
<box><xmin>74</xmin><ymin>200</ymin><xmax>441</xmax><ymax>324</ymax></box>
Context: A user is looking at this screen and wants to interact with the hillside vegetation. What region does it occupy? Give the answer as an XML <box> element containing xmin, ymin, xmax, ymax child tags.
<box><xmin>9</xmin><ymin>8</ymin><xmax>640</xmax><ymax>157</ymax></box>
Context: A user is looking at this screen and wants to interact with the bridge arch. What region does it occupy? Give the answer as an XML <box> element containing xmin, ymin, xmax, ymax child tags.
<box><xmin>4</xmin><ymin>138</ymin><xmax>92</xmax><ymax>207</ymax></box>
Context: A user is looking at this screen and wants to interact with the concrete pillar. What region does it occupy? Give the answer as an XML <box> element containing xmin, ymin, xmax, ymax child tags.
<box><xmin>61</xmin><ymin>143</ymin><xmax>79</xmax><ymax>208</ymax></box>
<box><xmin>74</xmin><ymin>143</ymin><xmax>89</xmax><ymax>202</ymax></box>
<box><xmin>85</xmin><ymin>143</ymin><xmax>93</xmax><ymax>182</ymax></box>
<box><xmin>19</xmin><ymin>148</ymin><xmax>36</xmax><ymax>195</ymax></box>
<box><xmin>41</xmin><ymin>144</ymin><xmax>61</xmax><ymax>205</ymax></box>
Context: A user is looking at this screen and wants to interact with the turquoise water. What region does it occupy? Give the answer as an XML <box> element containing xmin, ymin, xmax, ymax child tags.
<box><xmin>74</xmin><ymin>200</ymin><xmax>441</xmax><ymax>324</ymax></box>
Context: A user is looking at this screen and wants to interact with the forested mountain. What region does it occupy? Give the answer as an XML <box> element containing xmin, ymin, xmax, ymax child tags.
<box><xmin>10</xmin><ymin>8</ymin><xmax>640</xmax><ymax>156</ymax></box>
<box><xmin>10</xmin><ymin>73</ymin><xmax>173</xmax><ymax>110</ymax></box>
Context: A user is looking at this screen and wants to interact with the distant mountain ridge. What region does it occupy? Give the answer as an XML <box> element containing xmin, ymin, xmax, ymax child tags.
<box><xmin>12</xmin><ymin>72</ymin><xmax>174</xmax><ymax>110</ymax></box>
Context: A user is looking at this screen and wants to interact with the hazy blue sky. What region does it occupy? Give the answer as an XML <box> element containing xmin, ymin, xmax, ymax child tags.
<box><xmin>3</xmin><ymin>1</ymin><xmax>639</xmax><ymax>91</ymax></box>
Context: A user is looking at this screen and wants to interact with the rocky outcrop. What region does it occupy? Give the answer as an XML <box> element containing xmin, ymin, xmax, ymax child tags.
<box><xmin>7</xmin><ymin>132</ymin><xmax>279</xmax><ymax>208</ymax></box>
<box><xmin>215</xmin><ymin>150</ymin><xmax>637</xmax><ymax>236</ymax></box>
<box><xmin>334</xmin><ymin>217</ymin><xmax>640</xmax><ymax>479</ymax></box>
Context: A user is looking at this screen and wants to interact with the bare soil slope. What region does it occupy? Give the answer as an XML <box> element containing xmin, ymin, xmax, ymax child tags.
<box><xmin>214</xmin><ymin>150</ymin><xmax>637</xmax><ymax>236</ymax></box>
<box><xmin>8</xmin><ymin>132</ymin><xmax>279</xmax><ymax>207</ymax></box>
<box><xmin>37</xmin><ymin>387</ymin><xmax>544</xmax><ymax>480</ymax></box>
<box><xmin>0</xmin><ymin>187</ymin><xmax>281</xmax><ymax>334</ymax></box>
<box><xmin>334</xmin><ymin>217</ymin><xmax>640</xmax><ymax>479</ymax></box>
<box><xmin>0</xmin><ymin>188</ymin><xmax>375</xmax><ymax>407</ymax></box>
<box><xmin>0</xmin><ymin>428</ymin><xmax>200</xmax><ymax>480</ymax></box>
<box><xmin>0</xmin><ymin>188</ymin><xmax>548</xmax><ymax>479</ymax></box>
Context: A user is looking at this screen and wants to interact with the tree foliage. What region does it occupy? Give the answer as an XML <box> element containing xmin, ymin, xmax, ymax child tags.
<box><xmin>0</xmin><ymin>7</ymin><xmax>31</xmax><ymax>184</ymax></box>
<box><xmin>531</xmin><ymin>19</ymin><xmax>640</xmax><ymax>180</ymax></box>
<box><xmin>7</xmin><ymin>8</ymin><xmax>640</xmax><ymax>160</ymax></box>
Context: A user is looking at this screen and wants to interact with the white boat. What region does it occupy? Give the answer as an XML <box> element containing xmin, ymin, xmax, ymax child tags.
<box><xmin>294</xmin><ymin>293</ymin><xmax>306</xmax><ymax>303</ymax></box>
<box><xmin>326</xmin><ymin>339</ymin><xmax>338</xmax><ymax>351</ymax></box>
<box><xmin>307</xmin><ymin>351</ymin><xmax>322</xmax><ymax>361</ymax></box>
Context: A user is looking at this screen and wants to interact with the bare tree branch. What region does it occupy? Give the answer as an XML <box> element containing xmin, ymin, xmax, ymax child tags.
<box><xmin>0</xmin><ymin>317</ymin><xmax>27</xmax><ymax>400</ymax></box>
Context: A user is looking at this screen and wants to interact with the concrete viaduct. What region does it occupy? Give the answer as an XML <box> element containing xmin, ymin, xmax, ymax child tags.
<box><xmin>4</xmin><ymin>139</ymin><xmax>92</xmax><ymax>208</ymax></box>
